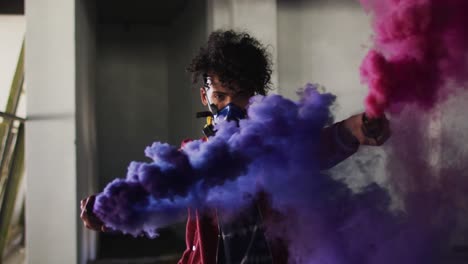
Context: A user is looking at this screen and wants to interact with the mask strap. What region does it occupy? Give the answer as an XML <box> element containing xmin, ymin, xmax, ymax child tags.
<box><xmin>203</xmin><ymin>75</ymin><xmax>219</xmax><ymax>115</ymax></box>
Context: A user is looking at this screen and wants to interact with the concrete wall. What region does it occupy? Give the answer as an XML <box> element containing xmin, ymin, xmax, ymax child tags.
<box><xmin>75</xmin><ymin>0</ymin><xmax>98</xmax><ymax>263</ymax></box>
<box><xmin>207</xmin><ymin>0</ymin><xmax>278</xmax><ymax>92</ymax></box>
<box><xmin>167</xmin><ymin>0</ymin><xmax>207</xmax><ymax>145</ymax></box>
<box><xmin>94</xmin><ymin>1</ymin><xmax>209</xmax><ymax>173</ymax></box>
<box><xmin>95</xmin><ymin>24</ymin><xmax>169</xmax><ymax>187</ymax></box>
<box><xmin>25</xmin><ymin>0</ymin><xmax>77</xmax><ymax>263</ymax></box>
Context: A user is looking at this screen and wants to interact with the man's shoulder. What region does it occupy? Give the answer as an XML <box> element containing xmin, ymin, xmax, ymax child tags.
<box><xmin>180</xmin><ymin>137</ymin><xmax>208</xmax><ymax>149</ymax></box>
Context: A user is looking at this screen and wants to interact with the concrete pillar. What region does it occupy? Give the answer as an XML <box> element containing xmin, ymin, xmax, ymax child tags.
<box><xmin>25</xmin><ymin>1</ymin><xmax>77</xmax><ymax>263</ymax></box>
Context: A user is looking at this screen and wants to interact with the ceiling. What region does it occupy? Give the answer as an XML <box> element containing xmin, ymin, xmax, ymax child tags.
<box><xmin>97</xmin><ymin>0</ymin><xmax>189</xmax><ymax>25</ymax></box>
<box><xmin>0</xmin><ymin>0</ymin><xmax>24</xmax><ymax>14</ymax></box>
<box><xmin>0</xmin><ymin>0</ymin><xmax>189</xmax><ymax>23</ymax></box>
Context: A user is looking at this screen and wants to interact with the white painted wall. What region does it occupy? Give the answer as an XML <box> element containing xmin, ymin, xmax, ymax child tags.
<box><xmin>206</xmin><ymin>0</ymin><xmax>368</xmax><ymax>105</ymax></box>
<box><xmin>277</xmin><ymin>0</ymin><xmax>387</xmax><ymax>189</ymax></box>
<box><xmin>278</xmin><ymin>0</ymin><xmax>372</xmax><ymax>120</ymax></box>
<box><xmin>25</xmin><ymin>1</ymin><xmax>77</xmax><ymax>264</ymax></box>
<box><xmin>0</xmin><ymin>15</ymin><xmax>25</xmax><ymax>112</ymax></box>
<box><xmin>205</xmin><ymin>0</ymin><xmax>370</xmax><ymax>118</ymax></box>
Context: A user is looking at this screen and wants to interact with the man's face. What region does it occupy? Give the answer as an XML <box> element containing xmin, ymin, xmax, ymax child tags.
<box><xmin>200</xmin><ymin>74</ymin><xmax>252</xmax><ymax>111</ymax></box>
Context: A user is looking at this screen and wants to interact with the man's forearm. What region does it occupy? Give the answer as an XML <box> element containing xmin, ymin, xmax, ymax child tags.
<box><xmin>319</xmin><ymin>121</ymin><xmax>359</xmax><ymax>170</ymax></box>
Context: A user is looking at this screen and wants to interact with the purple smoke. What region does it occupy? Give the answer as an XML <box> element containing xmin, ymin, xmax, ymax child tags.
<box><xmin>94</xmin><ymin>84</ymin><xmax>335</xmax><ymax>237</ymax></box>
<box><xmin>93</xmin><ymin>84</ymin><xmax>465</xmax><ymax>263</ymax></box>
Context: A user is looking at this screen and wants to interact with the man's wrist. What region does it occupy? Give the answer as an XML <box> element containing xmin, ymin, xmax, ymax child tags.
<box><xmin>337</xmin><ymin>121</ymin><xmax>360</xmax><ymax>149</ymax></box>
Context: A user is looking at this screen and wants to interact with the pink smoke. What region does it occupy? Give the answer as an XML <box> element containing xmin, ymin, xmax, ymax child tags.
<box><xmin>360</xmin><ymin>0</ymin><xmax>468</xmax><ymax>118</ymax></box>
<box><xmin>355</xmin><ymin>1</ymin><xmax>468</xmax><ymax>261</ymax></box>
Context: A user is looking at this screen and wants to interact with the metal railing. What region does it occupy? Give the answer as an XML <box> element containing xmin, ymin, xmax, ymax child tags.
<box><xmin>0</xmin><ymin>41</ymin><xmax>25</xmax><ymax>263</ymax></box>
<box><xmin>0</xmin><ymin>112</ymin><xmax>26</xmax><ymax>123</ymax></box>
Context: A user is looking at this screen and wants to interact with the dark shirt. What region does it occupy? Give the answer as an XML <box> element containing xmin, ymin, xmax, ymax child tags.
<box><xmin>217</xmin><ymin>203</ymin><xmax>273</xmax><ymax>264</ymax></box>
<box><xmin>178</xmin><ymin>121</ymin><xmax>359</xmax><ymax>264</ymax></box>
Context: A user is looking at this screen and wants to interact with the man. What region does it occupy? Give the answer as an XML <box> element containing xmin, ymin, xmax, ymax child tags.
<box><xmin>81</xmin><ymin>30</ymin><xmax>390</xmax><ymax>263</ymax></box>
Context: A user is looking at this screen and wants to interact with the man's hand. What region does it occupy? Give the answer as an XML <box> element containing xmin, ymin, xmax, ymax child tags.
<box><xmin>80</xmin><ymin>195</ymin><xmax>108</xmax><ymax>232</ymax></box>
<box><xmin>343</xmin><ymin>113</ymin><xmax>391</xmax><ymax>146</ymax></box>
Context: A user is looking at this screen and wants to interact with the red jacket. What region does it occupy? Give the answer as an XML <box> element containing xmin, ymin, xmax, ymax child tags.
<box><xmin>178</xmin><ymin>122</ymin><xmax>359</xmax><ymax>264</ymax></box>
<box><xmin>178</xmin><ymin>209</ymin><xmax>219</xmax><ymax>264</ymax></box>
<box><xmin>178</xmin><ymin>138</ymin><xmax>219</xmax><ymax>264</ymax></box>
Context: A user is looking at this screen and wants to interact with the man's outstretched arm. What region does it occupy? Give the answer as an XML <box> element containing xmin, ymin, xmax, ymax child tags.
<box><xmin>319</xmin><ymin>113</ymin><xmax>390</xmax><ymax>170</ymax></box>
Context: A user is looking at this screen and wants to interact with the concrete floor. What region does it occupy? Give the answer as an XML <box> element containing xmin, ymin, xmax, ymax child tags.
<box><xmin>89</xmin><ymin>255</ymin><xmax>179</xmax><ymax>264</ymax></box>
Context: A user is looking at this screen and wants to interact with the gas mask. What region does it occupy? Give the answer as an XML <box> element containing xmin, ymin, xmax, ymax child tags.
<box><xmin>196</xmin><ymin>75</ymin><xmax>247</xmax><ymax>137</ymax></box>
<box><xmin>211</xmin><ymin>103</ymin><xmax>247</xmax><ymax>124</ymax></box>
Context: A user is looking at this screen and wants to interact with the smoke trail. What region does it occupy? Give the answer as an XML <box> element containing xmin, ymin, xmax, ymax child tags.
<box><xmin>360</xmin><ymin>0</ymin><xmax>468</xmax><ymax>118</ymax></box>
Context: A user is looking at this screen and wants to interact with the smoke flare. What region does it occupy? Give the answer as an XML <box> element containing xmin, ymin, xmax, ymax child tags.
<box><xmin>360</xmin><ymin>0</ymin><xmax>468</xmax><ymax>118</ymax></box>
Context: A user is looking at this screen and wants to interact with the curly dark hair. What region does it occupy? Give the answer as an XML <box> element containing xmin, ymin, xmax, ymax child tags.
<box><xmin>187</xmin><ymin>30</ymin><xmax>273</xmax><ymax>96</ymax></box>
